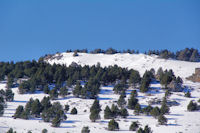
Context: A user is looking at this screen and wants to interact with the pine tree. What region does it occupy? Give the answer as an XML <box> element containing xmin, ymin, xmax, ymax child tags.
<box><xmin>160</xmin><ymin>98</ymin><xmax>170</xmax><ymax>115</ymax></box>
<box><xmin>127</xmin><ymin>95</ymin><xmax>138</xmax><ymax>110</ymax></box>
<box><xmin>49</xmin><ymin>88</ymin><xmax>58</xmax><ymax>100</ymax></box>
<box><xmin>134</xmin><ymin>103</ymin><xmax>141</xmax><ymax>115</ymax></box>
<box><xmin>142</xmin><ymin>105</ymin><xmax>153</xmax><ymax>116</ymax></box>
<box><xmin>59</xmin><ymin>86</ymin><xmax>68</xmax><ymax>97</ymax></box>
<box><xmin>120</xmin><ymin>108</ymin><xmax>128</xmax><ymax>118</ymax></box>
<box><xmin>0</xmin><ymin>104</ymin><xmax>4</xmax><ymax>116</ymax></box>
<box><xmin>90</xmin><ymin>99</ymin><xmax>101</xmax><ymax>122</ymax></box>
<box><xmin>14</xmin><ymin>105</ymin><xmax>24</xmax><ymax>118</ymax></box>
<box><xmin>108</xmin><ymin>119</ymin><xmax>119</xmax><ymax>131</ymax></box>
<box><xmin>187</xmin><ymin>100</ymin><xmax>198</xmax><ymax>111</ymax></box>
<box><xmin>73</xmin><ymin>81</ymin><xmax>82</xmax><ymax>97</ymax></box>
<box><xmin>117</xmin><ymin>94</ymin><xmax>126</xmax><ymax>108</ymax></box>
<box><xmin>129</xmin><ymin>121</ymin><xmax>139</xmax><ymax>131</ymax></box>
<box><xmin>81</xmin><ymin>126</ymin><xmax>90</xmax><ymax>133</ymax></box>
<box><xmin>31</xmin><ymin>99</ymin><xmax>42</xmax><ymax>117</ymax></box>
<box><xmin>104</xmin><ymin>105</ymin><xmax>112</xmax><ymax>119</ymax></box>
<box><xmin>71</xmin><ymin>107</ymin><xmax>78</xmax><ymax>115</ymax></box>
<box><xmin>5</xmin><ymin>89</ymin><xmax>14</xmax><ymax>102</ymax></box>
<box><xmin>158</xmin><ymin>115</ymin><xmax>167</xmax><ymax>125</ymax></box>
<box><xmin>150</xmin><ymin>107</ymin><xmax>161</xmax><ymax>118</ymax></box>
<box><xmin>111</xmin><ymin>104</ymin><xmax>120</xmax><ymax>118</ymax></box>
<box><xmin>43</xmin><ymin>85</ymin><xmax>49</xmax><ymax>94</ymax></box>
<box><xmin>143</xmin><ymin>125</ymin><xmax>152</xmax><ymax>133</ymax></box>
<box><xmin>51</xmin><ymin>116</ymin><xmax>61</xmax><ymax>127</ymax></box>
<box><xmin>6</xmin><ymin>128</ymin><xmax>17</xmax><ymax>133</ymax></box>
<box><xmin>64</xmin><ymin>104</ymin><xmax>70</xmax><ymax>113</ymax></box>
<box><xmin>42</xmin><ymin>129</ymin><xmax>48</xmax><ymax>133</ymax></box>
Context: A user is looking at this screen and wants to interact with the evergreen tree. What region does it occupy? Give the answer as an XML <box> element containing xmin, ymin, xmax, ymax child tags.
<box><xmin>31</xmin><ymin>99</ymin><xmax>42</xmax><ymax>117</ymax></box>
<box><xmin>0</xmin><ymin>104</ymin><xmax>4</xmax><ymax>116</ymax></box>
<box><xmin>90</xmin><ymin>99</ymin><xmax>101</xmax><ymax>122</ymax></box>
<box><xmin>41</xmin><ymin>96</ymin><xmax>52</xmax><ymax>111</ymax></box>
<box><xmin>127</xmin><ymin>95</ymin><xmax>138</xmax><ymax>109</ymax></box>
<box><xmin>43</xmin><ymin>85</ymin><xmax>49</xmax><ymax>94</ymax></box>
<box><xmin>5</xmin><ymin>89</ymin><xmax>14</xmax><ymax>102</ymax></box>
<box><xmin>120</xmin><ymin>108</ymin><xmax>128</xmax><ymax>118</ymax></box>
<box><xmin>71</xmin><ymin>107</ymin><xmax>78</xmax><ymax>115</ymax></box>
<box><xmin>150</xmin><ymin>107</ymin><xmax>161</xmax><ymax>118</ymax></box>
<box><xmin>142</xmin><ymin>105</ymin><xmax>153</xmax><ymax>116</ymax></box>
<box><xmin>158</xmin><ymin>115</ymin><xmax>167</xmax><ymax>125</ymax></box>
<box><xmin>51</xmin><ymin>116</ymin><xmax>61</xmax><ymax>127</ymax></box>
<box><xmin>129</xmin><ymin>121</ymin><xmax>139</xmax><ymax>131</ymax></box>
<box><xmin>134</xmin><ymin>103</ymin><xmax>141</xmax><ymax>115</ymax></box>
<box><xmin>42</xmin><ymin>129</ymin><xmax>48</xmax><ymax>133</ymax></box>
<box><xmin>108</xmin><ymin>119</ymin><xmax>119</xmax><ymax>131</ymax></box>
<box><xmin>49</xmin><ymin>88</ymin><xmax>58</xmax><ymax>100</ymax></box>
<box><xmin>110</xmin><ymin>104</ymin><xmax>120</xmax><ymax>118</ymax></box>
<box><xmin>59</xmin><ymin>86</ymin><xmax>68</xmax><ymax>97</ymax></box>
<box><xmin>129</xmin><ymin>70</ymin><xmax>141</xmax><ymax>87</ymax></box>
<box><xmin>6</xmin><ymin>128</ymin><xmax>17</xmax><ymax>133</ymax></box>
<box><xmin>117</xmin><ymin>94</ymin><xmax>126</xmax><ymax>108</ymax></box>
<box><xmin>14</xmin><ymin>105</ymin><xmax>24</xmax><ymax>118</ymax></box>
<box><xmin>160</xmin><ymin>98</ymin><xmax>170</xmax><ymax>115</ymax></box>
<box><xmin>104</xmin><ymin>105</ymin><xmax>112</xmax><ymax>119</ymax></box>
<box><xmin>73</xmin><ymin>81</ymin><xmax>82</xmax><ymax>97</ymax></box>
<box><xmin>187</xmin><ymin>100</ymin><xmax>198</xmax><ymax>111</ymax></box>
<box><xmin>81</xmin><ymin>126</ymin><xmax>90</xmax><ymax>133</ymax></box>
<box><xmin>64</xmin><ymin>104</ymin><xmax>70</xmax><ymax>113</ymax></box>
<box><xmin>143</xmin><ymin>125</ymin><xmax>152</xmax><ymax>133</ymax></box>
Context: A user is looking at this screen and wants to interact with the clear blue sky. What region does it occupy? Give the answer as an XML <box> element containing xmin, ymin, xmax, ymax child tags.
<box><xmin>0</xmin><ymin>0</ymin><xmax>199</xmax><ymax>61</ymax></box>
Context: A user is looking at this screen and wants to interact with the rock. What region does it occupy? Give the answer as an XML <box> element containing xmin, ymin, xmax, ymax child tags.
<box><xmin>187</xmin><ymin>68</ymin><xmax>200</xmax><ymax>82</ymax></box>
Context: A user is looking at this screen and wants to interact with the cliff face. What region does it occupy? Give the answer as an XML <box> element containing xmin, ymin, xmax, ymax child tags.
<box><xmin>187</xmin><ymin>68</ymin><xmax>200</xmax><ymax>82</ymax></box>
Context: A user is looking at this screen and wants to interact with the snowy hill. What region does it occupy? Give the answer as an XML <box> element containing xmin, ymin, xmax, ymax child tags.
<box><xmin>0</xmin><ymin>52</ymin><xmax>200</xmax><ymax>133</ymax></box>
<box><xmin>46</xmin><ymin>52</ymin><xmax>200</xmax><ymax>79</ymax></box>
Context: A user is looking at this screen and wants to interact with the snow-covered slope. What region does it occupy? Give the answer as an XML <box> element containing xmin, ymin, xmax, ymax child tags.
<box><xmin>46</xmin><ymin>52</ymin><xmax>200</xmax><ymax>79</ymax></box>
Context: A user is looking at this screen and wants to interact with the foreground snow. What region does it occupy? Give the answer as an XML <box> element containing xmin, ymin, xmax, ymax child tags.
<box><xmin>0</xmin><ymin>80</ymin><xmax>200</xmax><ymax>133</ymax></box>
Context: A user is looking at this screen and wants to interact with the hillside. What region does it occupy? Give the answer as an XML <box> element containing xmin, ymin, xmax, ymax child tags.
<box><xmin>45</xmin><ymin>52</ymin><xmax>200</xmax><ymax>79</ymax></box>
<box><xmin>0</xmin><ymin>52</ymin><xmax>200</xmax><ymax>133</ymax></box>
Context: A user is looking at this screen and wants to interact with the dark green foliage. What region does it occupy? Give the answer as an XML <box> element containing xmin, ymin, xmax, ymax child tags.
<box><xmin>6</xmin><ymin>128</ymin><xmax>17</xmax><ymax>133</ymax></box>
<box><xmin>64</xmin><ymin>104</ymin><xmax>70</xmax><ymax>113</ymax></box>
<box><xmin>7</xmin><ymin>76</ymin><xmax>14</xmax><ymax>89</ymax></box>
<box><xmin>41</xmin><ymin>96</ymin><xmax>52</xmax><ymax>111</ymax></box>
<box><xmin>5</xmin><ymin>89</ymin><xmax>14</xmax><ymax>102</ymax></box>
<box><xmin>42</xmin><ymin>102</ymin><xmax>67</xmax><ymax>126</ymax></box>
<box><xmin>120</xmin><ymin>108</ymin><xmax>128</xmax><ymax>118</ymax></box>
<box><xmin>81</xmin><ymin>126</ymin><xmax>90</xmax><ymax>133</ymax></box>
<box><xmin>43</xmin><ymin>85</ymin><xmax>49</xmax><ymax>94</ymax></box>
<box><xmin>129</xmin><ymin>70</ymin><xmax>141</xmax><ymax>87</ymax></box>
<box><xmin>185</xmin><ymin>91</ymin><xmax>191</xmax><ymax>98</ymax></box>
<box><xmin>150</xmin><ymin>107</ymin><xmax>161</xmax><ymax>118</ymax></box>
<box><xmin>187</xmin><ymin>100</ymin><xmax>198</xmax><ymax>111</ymax></box>
<box><xmin>111</xmin><ymin>104</ymin><xmax>120</xmax><ymax>118</ymax></box>
<box><xmin>90</xmin><ymin>99</ymin><xmax>101</xmax><ymax>122</ymax></box>
<box><xmin>14</xmin><ymin>105</ymin><xmax>24</xmax><ymax>118</ymax></box>
<box><xmin>51</xmin><ymin>116</ymin><xmax>61</xmax><ymax>127</ymax></box>
<box><xmin>104</xmin><ymin>105</ymin><xmax>112</xmax><ymax>119</ymax></box>
<box><xmin>158</xmin><ymin>115</ymin><xmax>167</xmax><ymax>125</ymax></box>
<box><xmin>142</xmin><ymin>105</ymin><xmax>153</xmax><ymax>116</ymax></box>
<box><xmin>42</xmin><ymin>129</ymin><xmax>48</xmax><ymax>133</ymax></box>
<box><xmin>140</xmin><ymin>71</ymin><xmax>153</xmax><ymax>93</ymax></box>
<box><xmin>137</xmin><ymin>125</ymin><xmax>152</xmax><ymax>133</ymax></box>
<box><xmin>0</xmin><ymin>104</ymin><xmax>4</xmax><ymax>116</ymax></box>
<box><xmin>160</xmin><ymin>97</ymin><xmax>170</xmax><ymax>115</ymax></box>
<box><xmin>129</xmin><ymin>121</ymin><xmax>139</xmax><ymax>131</ymax></box>
<box><xmin>108</xmin><ymin>119</ymin><xmax>119</xmax><ymax>131</ymax></box>
<box><xmin>160</xmin><ymin>69</ymin><xmax>175</xmax><ymax>87</ymax></box>
<box><xmin>117</xmin><ymin>94</ymin><xmax>126</xmax><ymax>108</ymax></box>
<box><xmin>113</xmin><ymin>83</ymin><xmax>126</xmax><ymax>94</ymax></box>
<box><xmin>18</xmin><ymin>81</ymin><xmax>31</xmax><ymax>94</ymax></box>
<box><xmin>71</xmin><ymin>107</ymin><xmax>78</xmax><ymax>115</ymax></box>
<box><xmin>73</xmin><ymin>81</ymin><xmax>82</xmax><ymax>97</ymax></box>
<box><xmin>49</xmin><ymin>88</ymin><xmax>58</xmax><ymax>100</ymax></box>
<box><xmin>31</xmin><ymin>99</ymin><xmax>42</xmax><ymax>117</ymax></box>
<box><xmin>127</xmin><ymin>94</ymin><xmax>138</xmax><ymax>110</ymax></box>
<box><xmin>59</xmin><ymin>86</ymin><xmax>68</xmax><ymax>97</ymax></box>
<box><xmin>134</xmin><ymin>103</ymin><xmax>141</xmax><ymax>115</ymax></box>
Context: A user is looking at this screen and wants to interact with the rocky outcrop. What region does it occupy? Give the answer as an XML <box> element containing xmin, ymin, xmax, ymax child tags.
<box><xmin>187</xmin><ymin>68</ymin><xmax>200</xmax><ymax>82</ymax></box>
